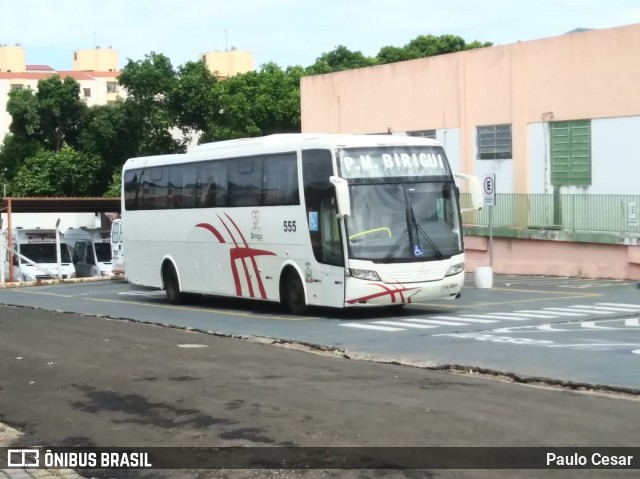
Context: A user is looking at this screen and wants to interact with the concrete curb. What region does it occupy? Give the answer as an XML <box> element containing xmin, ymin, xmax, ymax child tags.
<box><xmin>0</xmin><ymin>276</ymin><xmax>124</xmax><ymax>289</ymax></box>
<box><xmin>0</xmin><ymin>422</ymin><xmax>84</xmax><ymax>478</ymax></box>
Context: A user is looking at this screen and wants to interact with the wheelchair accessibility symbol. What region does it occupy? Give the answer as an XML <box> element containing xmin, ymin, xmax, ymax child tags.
<box><xmin>414</xmin><ymin>245</ymin><xmax>424</xmax><ymax>256</ymax></box>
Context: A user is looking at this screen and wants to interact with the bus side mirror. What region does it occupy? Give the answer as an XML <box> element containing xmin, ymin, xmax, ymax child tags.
<box><xmin>454</xmin><ymin>173</ymin><xmax>483</xmax><ymax>213</ymax></box>
<box><xmin>329</xmin><ymin>176</ymin><xmax>351</xmax><ymax>218</ymax></box>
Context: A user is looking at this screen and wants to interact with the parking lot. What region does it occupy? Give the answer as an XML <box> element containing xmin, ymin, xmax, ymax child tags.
<box><xmin>1</xmin><ymin>273</ymin><xmax>639</xmax><ymax>390</ymax></box>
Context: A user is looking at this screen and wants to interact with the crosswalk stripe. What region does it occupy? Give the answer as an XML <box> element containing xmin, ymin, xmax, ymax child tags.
<box><xmin>455</xmin><ymin>313</ymin><xmax>531</xmax><ymax>320</ymax></box>
<box><xmin>596</xmin><ymin>303</ymin><xmax>640</xmax><ymax>311</ymax></box>
<box><xmin>513</xmin><ymin>311</ymin><xmax>561</xmax><ymax>318</ymax></box>
<box><xmin>373</xmin><ymin>321</ymin><xmax>437</xmax><ymax>329</ymax></box>
<box><xmin>541</xmin><ymin>308</ymin><xmax>588</xmax><ymax>316</ymax></box>
<box><xmin>339</xmin><ymin>324</ymin><xmax>405</xmax><ymax>331</ymax></box>
<box><xmin>486</xmin><ymin>312</ymin><xmax>556</xmax><ymax>320</ymax></box>
<box><xmin>564</xmin><ymin>306</ymin><xmax>611</xmax><ymax>315</ymax></box>
<box><xmin>408</xmin><ymin>317</ymin><xmax>470</xmax><ymax>326</ymax></box>
<box><xmin>582</xmin><ymin>305</ymin><xmax>640</xmax><ymax>313</ymax></box>
<box><xmin>520</xmin><ymin>309</ymin><xmax>582</xmax><ymax>317</ymax></box>
<box><xmin>453</xmin><ymin>315</ymin><xmax>500</xmax><ymax>323</ymax></box>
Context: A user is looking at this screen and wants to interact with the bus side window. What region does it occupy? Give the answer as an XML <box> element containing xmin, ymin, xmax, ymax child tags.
<box><xmin>124</xmin><ymin>170</ymin><xmax>141</xmax><ymax>211</ymax></box>
<box><xmin>198</xmin><ymin>161</ymin><xmax>228</xmax><ymax>207</ymax></box>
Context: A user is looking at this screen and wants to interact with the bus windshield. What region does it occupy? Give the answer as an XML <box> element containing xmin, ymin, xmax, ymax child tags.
<box><xmin>346</xmin><ymin>181</ymin><xmax>462</xmax><ymax>262</ymax></box>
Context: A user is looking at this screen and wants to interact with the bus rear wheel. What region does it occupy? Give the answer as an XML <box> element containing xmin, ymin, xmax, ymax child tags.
<box><xmin>164</xmin><ymin>264</ymin><xmax>182</xmax><ymax>305</ymax></box>
<box><xmin>284</xmin><ymin>270</ymin><xmax>307</xmax><ymax>315</ymax></box>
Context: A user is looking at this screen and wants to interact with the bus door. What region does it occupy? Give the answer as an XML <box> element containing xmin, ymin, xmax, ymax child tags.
<box><xmin>302</xmin><ymin>149</ymin><xmax>346</xmax><ymax>308</ymax></box>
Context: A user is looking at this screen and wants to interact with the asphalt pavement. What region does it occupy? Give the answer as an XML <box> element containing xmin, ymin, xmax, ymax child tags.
<box><xmin>0</xmin><ymin>305</ymin><xmax>639</xmax><ymax>479</ymax></box>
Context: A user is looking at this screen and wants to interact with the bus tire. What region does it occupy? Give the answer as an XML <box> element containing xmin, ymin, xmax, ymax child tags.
<box><xmin>164</xmin><ymin>263</ymin><xmax>182</xmax><ymax>305</ymax></box>
<box><xmin>283</xmin><ymin>270</ymin><xmax>307</xmax><ymax>315</ymax></box>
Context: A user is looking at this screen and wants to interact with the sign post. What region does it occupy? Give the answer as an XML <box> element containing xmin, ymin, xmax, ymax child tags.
<box><xmin>482</xmin><ymin>174</ymin><xmax>496</xmax><ymax>269</ymax></box>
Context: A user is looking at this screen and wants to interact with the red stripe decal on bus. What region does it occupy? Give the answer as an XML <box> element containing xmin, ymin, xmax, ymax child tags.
<box><xmin>196</xmin><ymin>223</ymin><xmax>225</xmax><ymax>243</ymax></box>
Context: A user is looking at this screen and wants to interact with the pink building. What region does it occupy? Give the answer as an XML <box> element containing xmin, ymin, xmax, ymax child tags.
<box><xmin>300</xmin><ymin>24</ymin><xmax>640</xmax><ymax>279</ymax></box>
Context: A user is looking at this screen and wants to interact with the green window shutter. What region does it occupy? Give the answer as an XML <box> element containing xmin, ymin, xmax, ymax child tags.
<box><xmin>550</xmin><ymin>120</ymin><xmax>591</xmax><ymax>186</ymax></box>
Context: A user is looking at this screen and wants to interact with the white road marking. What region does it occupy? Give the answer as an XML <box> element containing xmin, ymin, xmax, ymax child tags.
<box><xmin>487</xmin><ymin>312</ymin><xmax>556</xmax><ymax>319</ymax></box>
<box><xmin>454</xmin><ymin>313</ymin><xmax>533</xmax><ymax>320</ymax></box>
<box><xmin>588</xmin><ymin>305</ymin><xmax>640</xmax><ymax>312</ymax></box>
<box><xmin>625</xmin><ymin>318</ymin><xmax>640</xmax><ymax>326</ymax></box>
<box><xmin>452</xmin><ymin>315</ymin><xmax>500</xmax><ymax>323</ymax></box>
<box><xmin>597</xmin><ymin>302</ymin><xmax>640</xmax><ymax>309</ymax></box>
<box><xmin>339</xmin><ymin>324</ymin><xmax>405</xmax><ymax>331</ymax></box>
<box><xmin>541</xmin><ymin>308</ymin><xmax>588</xmax><ymax>316</ymax></box>
<box><xmin>632</xmin><ymin>349</ymin><xmax>640</xmax><ymax>355</ymax></box>
<box><xmin>563</xmin><ymin>306</ymin><xmax>612</xmax><ymax>315</ymax></box>
<box><xmin>373</xmin><ymin>321</ymin><xmax>436</xmax><ymax>329</ymax></box>
<box><xmin>407</xmin><ymin>317</ymin><xmax>470</xmax><ymax>326</ymax></box>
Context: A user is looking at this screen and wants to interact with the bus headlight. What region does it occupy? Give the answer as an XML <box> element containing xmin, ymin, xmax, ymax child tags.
<box><xmin>350</xmin><ymin>269</ymin><xmax>381</xmax><ymax>281</ymax></box>
<box><xmin>445</xmin><ymin>262</ymin><xmax>464</xmax><ymax>276</ymax></box>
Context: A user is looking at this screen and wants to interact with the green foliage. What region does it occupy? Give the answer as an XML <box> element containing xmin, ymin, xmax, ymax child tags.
<box><xmin>10</xmin><ymin>146</ymin><xmax>103</xmax><ymax>197</ymax></box>
<box><xmin>306</xmin><ymin>45</ymin><xmax>378</xmax><ymax>74</ymax></box>
<box><xmin>204</xmin><ymin>63</ymin><xmax>302</xmax><ymax>142</ymax></box>
<box><xmin>376</xmin><ymin>34</ymin><xmax>492</xmax><ymax>65</ymax></box>
<box><xmin>35</xmin><ymin>75</ymin><xmax>88</xmax><ymax>151</ymax></box>
<box><xmin>104</xmin><ymin>169</ymin><xmax>122</xmax><ymax>198</ymax></box>
<box><xmin>170</xmin><ymin>60</ymin><xmax>218</xmax><ymax>133</ymax></box>
<box><xmin>0</xmin><ymin>134</ymin><xmax>39</xmax><ymax>179</ymax></box>
<box><xmin>78</xmin><ymin>101</ymin><xmax>141</xmax><ymax>194</ymax></box>
<box><xmin>118</xmin><ymin>52</ymin><xmax>186</xmax><ymax>155</ymax></box>
<box><xmin>0</xmin><ymin>32</ymin><xmax>493</xmax><ymax>198</ymax></box>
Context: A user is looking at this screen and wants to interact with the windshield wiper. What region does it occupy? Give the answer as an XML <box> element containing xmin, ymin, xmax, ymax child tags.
<box><xmin>385</xmin><ymin>228</ymin><xmax>408</xmax><ymax>260</ymax></box>
<box><xmin>409</xmin><ymin>204</ymin><xmax>443</xmax><ymax>259</ymax></box>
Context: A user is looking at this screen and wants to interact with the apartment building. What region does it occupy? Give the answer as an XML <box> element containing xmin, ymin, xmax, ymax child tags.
<box><xmin>0</xmin><ymin>45</ymin><xmax>255</xmax><ymax>143</ymax></box>
<box><xmin>0</xmin><ymin>46</ymin><xmax>122</xmax><ymax>142</ymax></box>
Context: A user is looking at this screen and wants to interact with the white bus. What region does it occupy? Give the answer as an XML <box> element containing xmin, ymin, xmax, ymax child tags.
<box><xmin>121</xmin><ymin>134</ymin><xmax>481</xmax><ymax>313</ymax></box>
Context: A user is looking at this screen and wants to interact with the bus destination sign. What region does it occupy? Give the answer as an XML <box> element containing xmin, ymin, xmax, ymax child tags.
<box><xmin>338</xmin><ymin>147</ymin><xmax>450</xmax><ymax>179</ymax></box>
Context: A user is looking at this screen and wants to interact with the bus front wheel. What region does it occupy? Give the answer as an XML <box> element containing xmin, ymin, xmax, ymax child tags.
<box><xmin>164</xmin><ymin>263</ymin><xmax>182</xmax><ymax>305</ymax></box>
<box><xmin>283</xmin><ymin>270</ymin><xmax>307</xmax><ymax>315</ymax></box>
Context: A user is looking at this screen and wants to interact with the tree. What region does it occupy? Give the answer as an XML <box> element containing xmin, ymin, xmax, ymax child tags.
<box><xmin>35</xmin><ymin>75</ymin><xmax>88</xmax><ymax>151</ymax></box>
<box><xmin>2</xmin><ymin>75</ymin><xmax>88</xmax><ymax>180</ymax></box>
<box><xmin>203</xmin><ymin>63</ymin><xmax>302</xmax><ymax>142</ymax></box>
<box><xmin>78</xmin><ymin>101</ymin><xmax>141</xmax><ymax>194</ymax></box>
<box><xmin>376</xmin><ymin>34</ymin><xmax>493</xmax><ymax>65</ymax></box>
<box><xmin>306</xmin><ymin>46</ymin><xmax>377</xmax><ymax>74</ymax></box>
<box><xmin>118</xmin><ymin>52</ymin><xmax>185</xmax><ymax>155</ymax></box>
<box><xmin>10</xmin><ymin>146</ymin><xmax>102</xmax><ymax>197</ymax></box>
<box><xmin>376</xmin><ymin>46</ymin><xmax>415</xmax><ymax>64</ymax></box>
<box><xmin>170</xmin><ymin>60</ymin><xmax>218</xmax><ymax>134</ymax></box>
<box><xmin>104</xmin><ymin>169</ymin><xmax>121</xmax><ymax>198</ymax></box>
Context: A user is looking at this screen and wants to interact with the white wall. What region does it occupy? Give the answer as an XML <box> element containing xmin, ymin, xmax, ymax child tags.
<box><xmin>437</xmin><ymin>128</ymin><xmax>461</xmax><ymax>173</ymax></box>
<box><xmin>529</xmin><ymin>115</ymin><xmax>640</xmax><ymax>194</ymax></box>
<box><xmin>591</xmin><ymin>116</ymin><xmax>640</xmax><ymax>194</ymax></box>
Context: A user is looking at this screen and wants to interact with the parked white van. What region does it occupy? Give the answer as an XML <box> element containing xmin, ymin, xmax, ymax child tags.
<box><xmin>2</xmin><ymin>228</ymin><xmax>75</xmax><ymax>282</ymax></box>
<box><xmin>110</xmin><ymin>219</ymin><xmax>124</xmax><ymax>276</ymax></box>
<box><xmin>65</xmin><ymin>227</ymin><xmax>113</xmax><ymax>278</ymax></box>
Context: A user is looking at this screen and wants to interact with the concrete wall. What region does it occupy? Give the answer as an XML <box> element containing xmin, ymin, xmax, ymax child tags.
<box><xmin>301</xmin><ymin>23</ymin><xmax>640</xmax><ymax>195</ymax></box>
<box><xmin>465</xmin><ymin>236</ymin><xmax>640</xmax><ymax>280</ymax></box>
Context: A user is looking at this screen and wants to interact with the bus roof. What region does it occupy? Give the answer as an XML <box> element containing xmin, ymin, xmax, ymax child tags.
<box><xmin>123</xmin><ymin>133</ymin><xmax>443</xmax><ymax>170</ymax></box>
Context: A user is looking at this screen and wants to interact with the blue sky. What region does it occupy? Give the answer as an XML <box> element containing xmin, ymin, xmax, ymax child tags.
<box><xmin>1</xmin><ymin>0</ymin><xmax>640</xmax><ymax>70</ymax></box>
